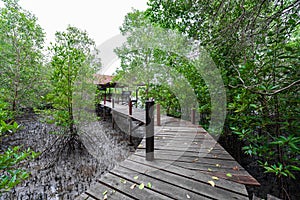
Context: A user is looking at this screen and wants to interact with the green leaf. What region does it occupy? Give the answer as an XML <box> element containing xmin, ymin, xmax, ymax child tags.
<box><xmin>226</xmin><ymin>173</ymin><xmax>232</xmax><ymax>177</ymax></box>
<box><xmin>147</xmin><ymin>182</ymin><xmax>152</xmax><ymax>188</ymax></box>
<box><xmin>139</xmin><ymin>183</ymin><xmax>145</xmax><ymax>190</ymax></box>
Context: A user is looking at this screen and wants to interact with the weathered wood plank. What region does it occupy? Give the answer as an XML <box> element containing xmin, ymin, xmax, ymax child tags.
<box><xmin>98</xmin><ymin>172</ymin><xmax>173</xmax><ymax>200</ymax></box>
<box><xmin>130</xmin><ymin>153</ymin><xmax>259</xmax><ymax>185</ymax></box>
<box><xmin>134</xmin><ymin>150</ymin><xmax>243</xmax><ymax>168</ymax></box>
<box><xmin>122</xmin><ymin>158</ymin><xmax>249</xmax><ymax>199</ymax></box>
<box><xmin>136</xmin><ymin>147</ymin><xmax>234</xmax><ymax>160</ymax></box>
<box><xmin>82</xmin><ymin>180</ymin><xmax>134</xmax><ymax>200</ymax></box>
<box><xmin>112</xmin><ymin>166</ymin><xmax>209</xmax><ymax>200</ymax></box>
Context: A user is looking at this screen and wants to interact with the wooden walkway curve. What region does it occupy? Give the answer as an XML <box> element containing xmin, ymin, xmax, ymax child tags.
<box><xmin>77</xmin><ymin>102</ymin><xmax>259</xmax><ymax>200</ymax></box>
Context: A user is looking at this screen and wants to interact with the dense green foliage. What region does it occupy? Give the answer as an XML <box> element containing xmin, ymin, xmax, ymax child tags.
<box><xmin>0</xmin><ymin>146</ymin><xmax>38</xmax><ymax>194</ymax></box>
<box><xmin>47</xmin><ymin>26</ymin><xmax>100</xmax><ymax>135</ymax></box>
<box><xmin>115</xmin><ymin>0</ymin><xmax>299</xmax><ymax>198</ymax></box>
<box><xmin>0</xmin><ymin>0</ymin><xmax>45</xmax><ymax>114</ymax></box>
<box><xmin>0</xmin><ymin>0</ymin><xmax>42</xmax><ymax>193</ymax></box>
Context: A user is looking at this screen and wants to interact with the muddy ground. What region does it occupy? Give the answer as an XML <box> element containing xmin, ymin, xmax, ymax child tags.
<box><xmin>0</xmin><ymin>114</ymin><xmax>141</xmax><ymax>200</ymax></box>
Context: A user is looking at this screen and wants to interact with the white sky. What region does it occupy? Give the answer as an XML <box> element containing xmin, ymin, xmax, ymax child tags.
<box><xmin>17</xmin><ymin>0</ymin><xmax>148</xmax><ymax>46</ymax></box>
<box><xmin>1</xmin><ymin>0</ymin><xmax>149</xmax><ymax>75</ymax></box>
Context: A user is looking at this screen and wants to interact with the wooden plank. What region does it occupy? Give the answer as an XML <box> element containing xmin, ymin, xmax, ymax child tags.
<box><xmin>82</xmin><ymin>180</ymin><xmax>134</xmax><ymax>200</ymax></box>
<box><xmin>98</xmin><ymin>172</ymin><xmax>173</xmax><ymax>200</ymax></box>
<box><xmin>121</xmin><ymin>158</ymin><xmax>249</xmax><ymax>199</ymax></box>
<box><xmin>137</xmin><ymin>147</ymin><xmax>232</xmax><ymax>159</ymax></box>
<box><xmin>136</xmin><ymin>147</ymin><xmax>234</xmax><ymax>160</ymax></box>
<box><xmin>134</xmin><ymin>150</ymin><xmax>244</xmax><ymax>169</ymax></box>
<box><xmin>127</xmin><ymin>154</ymin><xmax>247</xmax><ymax>195</ymax></box>
<box><xmin>135</xmin><ymin>148</ymin><xmax>235</xmax><ymax>162</ymax></box>
<box><xmin>87</xmin><ymin>184</ymin><xmax>134</xmax><ymax>200</ymax></box>
<box><xmin>112</xmin><ymin>166</ymin><xmax>209</xmax><ymax>200</ymax></box>
<box><xmin>130</xmin><ymin>154</ymin><xmax>259</xmax><ymax>186</ymax></box>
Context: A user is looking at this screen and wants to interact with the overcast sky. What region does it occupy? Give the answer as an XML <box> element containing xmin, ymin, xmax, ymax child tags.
<box><xmin>3</xmin><ymin>0</ymin><xmax>149</xmax><ymax>74</ymax></box>
<box><xmin>15</xmin><ymin>0</ymin><xmax>148</xmax><ymax>46</ymax></box>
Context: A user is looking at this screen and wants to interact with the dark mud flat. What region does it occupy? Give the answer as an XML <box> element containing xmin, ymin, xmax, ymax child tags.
<box><xmin>0</xmin><ymin>115</ymin><xmax>140</xmax><ymax>200</ymax></box>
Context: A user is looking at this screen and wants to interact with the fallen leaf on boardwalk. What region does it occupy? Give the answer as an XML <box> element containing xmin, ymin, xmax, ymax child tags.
<box><xmin>103</xmin><ymin>194</ymin><xmax>108</xmax><ymax>200</ymax></box>
<box><xmin>138</xmin><ymin>144</ymin><xmax>143</xmax><ymax>148</ymax></box>
<box><xmin>186</xmin><ymin>194</ymin><xmax>191</xmax><ymax>199</ymax></box>
<box><xmin>212</xmin><ymin>176</ymin><xmax>219</xmax><ymax>180</ymax></box>
<box><xmin>147</xmin><ymin>182</ymin><xmax>152</xmax><ymax>188</ymax></box>
<box><xmin>103</xmin><ymin>190</ymin><xmax>108</xmax><ymax>195</ymax></box>
<box><xmin>208</xmin><ymin>180</ymin><xmax>215</xmax><ymax>187</ymax></box>
<box><xmin>130</xmin><ymin>184</ymin><xmax>137</xmax><ymax>189</ymax></box>
<box><xmin>192</xmin><ymin>158</ymin><xmax>199</xmax><ymax>162</ymax></box>
<box><xmin>134</xmin><ymin>176</ymin><xmax>139</xmax><ymax>180</ymax></box>
<box><xmin>233</xmin><ymin>166</ymin><xmax>239</xmax><ymax>171</ymax></box>
<box><xmin>226</xmin><ymin>173</ymin><xmax>233</xmax><ymax>177</ymax></box>
<box><xmin>216</xmin><ymin>164</ymin><xmax>221</xmax><ymax>167</ymax></box>
<box><xmin>139</xmin><ymin>183</ymin><xmax>145</xmax><ymax>190</ymax></box>
<box><xmin>207</xmin><ymin>168</ymin><xmax>212</xmax><ymax>171</ymax></box>
<box><xmin>120</xmin><ymin>178</ymin><xmax>127</xmax><ymax>184</ymax></box>
<box><xmin>208</xmin><ymin>147</ymin><xmax>213</xmax><ymax>153</ymax></box>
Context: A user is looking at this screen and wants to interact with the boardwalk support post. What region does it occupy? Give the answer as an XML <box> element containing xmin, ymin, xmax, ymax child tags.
<box><xmin>128</xmin><ymin>117</ymin><xmax>133</xmax><ymax>144</ymax></box>
<box><xmin>112</xmin><ymin>99</ymin><xmax>115</xmax><ymax>129</ymax></box>
<box><xmin>129</xmin><ymin>98</ymin><xmax>132</xmax><ymax>115</ymax></box>
<box><xmin>146</xmin><ymin>100</ymin><xmax>155</xmax><ymax>161</ymax></box>
<box><xmin>128</xmin><ymin>98</ymin><xmax>133</xmax><ymax>144</ymax></box>
<box><xmin>156</xmin><ymin>103</ymin><xmax>161</xmax><ymax>126</ymax></box>
<box><xmin>112</xmin><ymin>98</ymin><xmax>115</xmax><ymax>108</ymax></box>
<box><xmin>191</xmin><ymin>108</ymin><xmax>196</xmax><ymax>125</ymax></box>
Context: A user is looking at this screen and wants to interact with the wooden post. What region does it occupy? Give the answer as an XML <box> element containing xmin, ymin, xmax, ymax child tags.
<box><xmin>116</xmin><ymin>95</ymin><xmax>119</xmax><ymax>104</ymax></box>
<box><xmin>102</xmin><ymin>107</ymin><xmax>106</xmax><ymax>120</ymax></box>
<box><xmin>104</xmin><ymin>89</ymin><xmax>106</xmax><ymax>105</ymax></box>
<box><xmin>129</xmin><ymin>98</ymin><xmax>132</xmax><ymax>115</ymax></box>
<box><xmin>146</xmin><ymin>100</ymin><xmax>154</xmax><ymax>161</ymax></box>
<box><xmin>156</xmin><ymin>103</ymin><xmax>161</xmax><ymax>126</ymax></box>
<box><xmin>111</xmin><ymin>99</ymin><xmax>115</xmax><ymax>129</ymax></box>
<box><xmin>112</xmin><ymin>98</ymin><xmax>115</xmax><ymax>108</ymax></box>
<box><xmin>191</xmin><ymin>108</ymin><xmax>196</xmax><ymax>125</ymax></box>
<box><xmin>135</xmin><ymin>88</ymin><xmax>138</xmax><ymax>108</ymax></box>
<box><xmin>129</xmin><ymin>117</ymin><xmax>133</xmax><ymax>144</ymax></box>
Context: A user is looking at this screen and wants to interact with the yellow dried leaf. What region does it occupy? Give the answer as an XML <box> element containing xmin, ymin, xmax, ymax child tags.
<box><xmin>208</xmin><ymin>180</ymin><xmax>215</xmax><ymax>187</ymax></box>
<box><xmin>103</xmin><ymin>194</ymin><xmax>108</xmax><ymax>200</ymax></box>
<box><xmin>207</xmin><ymin>168</ymin><xmax>212</xmax><ymax>171</ymax></box>
<box><xmin>216</xmin><ymin>164</ymin><xmax>221</xmax><ymax>167</ymax></box>
<box><xmin>186</xmin><ymin>194</ymin><xmax>191</xmax><ymax>199</ymax></box>
<box><xmin>212</xmin><ymin>176</ymin><xmax>219</xmax><ymax>180</ymax></box>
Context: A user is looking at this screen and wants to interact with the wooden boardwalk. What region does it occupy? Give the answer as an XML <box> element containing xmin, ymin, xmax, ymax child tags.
<box><xmin>77</xmin><ymin>102</ymin><xmax>259</xmax><ymax>200</ymax></box>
